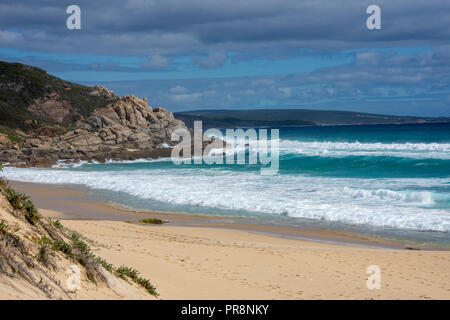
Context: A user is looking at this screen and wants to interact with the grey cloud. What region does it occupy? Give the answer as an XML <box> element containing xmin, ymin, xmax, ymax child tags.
<box><xmin>1</xmin><ymin>0</ymin><xmax>449</xmax><ymax>116</ymax></box>
<box><xmin>84</xmin><ymin>47</ymin><xmax>450</xmax><ymax>116</ymax></box>
<box><xmin>193</xmin><ymin>52</ymin><xmax>227</xmax><ymax>69</ymax></box>
<box><xmin>140</xmin><ymin>53</ymin><xmax>170</xmax><ymax>70</ymax></box>
<box><xmin>1</xmin><ymin>0</ymin><xmax>450</xmax><ymax>56</ymax></box>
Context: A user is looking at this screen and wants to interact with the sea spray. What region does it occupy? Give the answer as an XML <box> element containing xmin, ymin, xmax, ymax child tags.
<box><xmin>171</xmin><ymin>121</ymin><xmax>280</xmax><ymax>175</ymax></box>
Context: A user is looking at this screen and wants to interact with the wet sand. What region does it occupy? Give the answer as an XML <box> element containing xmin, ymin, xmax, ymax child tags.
<box><xmin>7</xmin><ymin>180</ymin><xmax>450</xmax><ymax>299</ymax></box>
<box><xmin>10</xmin><ymin>180</ymin><xmax>405</xmax><ymax>249</ymax></box>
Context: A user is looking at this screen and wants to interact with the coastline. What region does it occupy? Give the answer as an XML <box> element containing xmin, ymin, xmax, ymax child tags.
<box><xmin>6</xmin><ymin>180</ymin><xmax>450</xmax><ymax>299</ymax></box>
<box><xmin>10</xmin><ymin>180</ymin><xmax>411</xmax><ymax>250</ymax></box>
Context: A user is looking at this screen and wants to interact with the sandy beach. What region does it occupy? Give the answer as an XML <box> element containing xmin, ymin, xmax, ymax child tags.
<box><xmin>2</xmin><ymin>0</ymin><xmax>450</xmax><ymax>304</ymax></box>
<box><xmin>63</xmin><ymin>220</ymin><xmax>450</xmax><ymax>300</ymax></box>
<box><xmin>6</xmin><ymin>180</ymin><xmax>450</xmax><ymax>300</ymax></box>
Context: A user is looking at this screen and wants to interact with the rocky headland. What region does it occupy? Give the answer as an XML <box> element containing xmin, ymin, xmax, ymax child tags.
<box><xmin>0</xmin><ymin>61</ymin><xmax>188</xmax><ymax>167</ymax></box>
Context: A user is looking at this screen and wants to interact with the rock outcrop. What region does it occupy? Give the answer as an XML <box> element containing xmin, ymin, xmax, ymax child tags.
<box><xmin>0</xmin><ymin>93</ymin><xmax>185</xmax><ymax>166</ymax></box>
<box><xmin>0</xmin><ymin>61</ymin><xmax>187</xmax><ymax>167</ymax></box>
<box><xmin>27</xmin><ymin>93</ymin><xmax>75</xmax><ymax>124</ymax></box>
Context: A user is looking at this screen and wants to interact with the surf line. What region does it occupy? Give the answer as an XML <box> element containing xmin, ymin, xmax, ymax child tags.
<box><xmin>171</xmin><ymin>120</ymin><xmax>280</xmax><ymax>175</ymax></box>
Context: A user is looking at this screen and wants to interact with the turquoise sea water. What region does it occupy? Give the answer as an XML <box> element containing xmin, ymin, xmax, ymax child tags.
<box><xmin>3</xmin><ymin>122</ymin><xmax>450</xmax><ymax>246</ymax></box>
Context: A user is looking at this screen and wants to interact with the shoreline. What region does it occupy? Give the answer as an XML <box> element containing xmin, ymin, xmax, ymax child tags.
<box><xmin>8</xmin><ymin>180</ymin><xmax>448</xmax><ymax>251</ymax></box>
<box><xmin>5</xmin><ymin>148</ymin><xmax>175</xmax><ymax>169</ymax></box>
<box><xmin>6</xmin><ymin>180</ymin><xmax>450</xmax><ymax>299</ymax></box>
<box><xmin>9</xmin><ymin>180</ymin><xmax>403</xmax><ymax>250</ymax></box>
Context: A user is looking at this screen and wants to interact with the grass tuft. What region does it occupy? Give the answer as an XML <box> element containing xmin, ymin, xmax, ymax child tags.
<box><xmin>36</xmin><ymin>236</ymin><xmax>52</xmax><ymax>263</ymax></box>
<box><xmin>51</xmin><ymin>238</ymin><xmax>72</xmax><ymax>256</ymax></box>
<box><xmin>0</xmin><ymin>219</ymin><xmax>20</xmax><ymax>236</ymax></box>
<box><xmin>135</xmin><ymin>276</ymin><xmax>159</xmax><ymax>297</ymax></box>
<box><xmin>140</xmin><ymin>218</ymin><xmax>165</xmax><ymax>225</ymax></box>
<box><xmin>115</xmin><ymin>265</ymin><xmax>158</xmax><ymax>296</ymax></box>
<box><xmin>115</xmin><ymin>265</ymin><xmax>139</xmax><ymax>280</ymax></box>
<box><xmin>5</xmin><ymin>187</ymin><xmax>40</xmax><ymax>224</ymax></box>
<box><xmin>71</xmin><ymin>232</ymin><xmax>91</xmax><ymax>255</ymax></box>
<box><xmin>49</xmin><ymin>218</ymin><xmax>63</xmax><ymax>230</ymax></box>
<box><xmin>96</xmin><ymin>257</ymin><xmax>113</xmax><ymax>272</ymax></box>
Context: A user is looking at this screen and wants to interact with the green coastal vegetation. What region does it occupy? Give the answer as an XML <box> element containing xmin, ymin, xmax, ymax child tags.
<box><xmin>175</xmin><ymin>109</ymin><xmax>450</xmax><ymax>128</ymax></box>
<box><xmin>0</xmin><ymin>162</ymin><xmax>158</xmax><ymax>297</ymax></box>
<box><xmin>0</xmin><ymin>61</ymin><xmax>119</xmax><ymax>131</ymax></box>
<box><xmin>140</xmin><ymin>218</ymin><xmax>165</xmax><ymax>225</ymax></box>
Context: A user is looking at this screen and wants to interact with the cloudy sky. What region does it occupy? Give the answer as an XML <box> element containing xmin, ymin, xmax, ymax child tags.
<box><xmin>1</xmin><ymin>0</ymin><xmax>450</xmax><ymax>116</ymax></box>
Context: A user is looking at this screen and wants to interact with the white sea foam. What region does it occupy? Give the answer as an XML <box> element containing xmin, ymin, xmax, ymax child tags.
<box><xmin>281</xmin><ymin>141</ymin><xmax>450</xmax><ymax>159</ymax></box>
<box><xmin>51</xmin><ymin>157</ymin><xmax>172</xmax><ymax>168</ymax></box>
<box><xmin>2</xmin><ymin>166</ymin><xmax>450</xmax><ymax>232</ymax></box>
<box><xmin>52</xmin><ymin>160</ymin><xmax>90</xmax><ymax>168</ymax></box>
<box><xmin>213</xmin><ymin>134</ymin><xmax>450</xmax><ymax>159</ymax></box>
<box><xmin>344</xmin><ymin>187</ymin><xmax>436</xmax><ymax>205</ymax></box>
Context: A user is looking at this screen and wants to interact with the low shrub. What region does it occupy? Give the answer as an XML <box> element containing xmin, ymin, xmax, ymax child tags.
<box><xmin>5</xmin><ymin>187</ymin><xmax>40</xmax><ymax>225</ymax></box>
<box><xmin>115</xmin><ymin>265</ymin><xmax>159</xmax><ymax>297</ymax></box>
<box><xmin>140</xmin><ymin>218</ymin><xmax>165</xmax><ymax>225</ymax></box>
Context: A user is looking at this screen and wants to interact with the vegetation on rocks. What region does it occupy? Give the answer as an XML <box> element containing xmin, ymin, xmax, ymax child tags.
<box><xmin>0</xmin><ymin>61</ymin><xmax>118</xmax><ymax>129</ymax></box>
<box><xmin>0</xmin><ymin>60</ymin><xmax>186</xmax><ymax>167</ymax></box>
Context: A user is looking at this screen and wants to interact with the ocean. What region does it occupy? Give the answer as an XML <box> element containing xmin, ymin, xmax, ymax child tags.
<box><xmin>3</xmin><ymin>122</ymin><xmax>450</xmax><ymax>246</ymax></box>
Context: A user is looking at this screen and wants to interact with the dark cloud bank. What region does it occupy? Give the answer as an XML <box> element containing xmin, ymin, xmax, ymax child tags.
<box><xmin>1</xmin><ymin>0</ymin><xmax>449</xmax><ymax>115</ymax></box>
